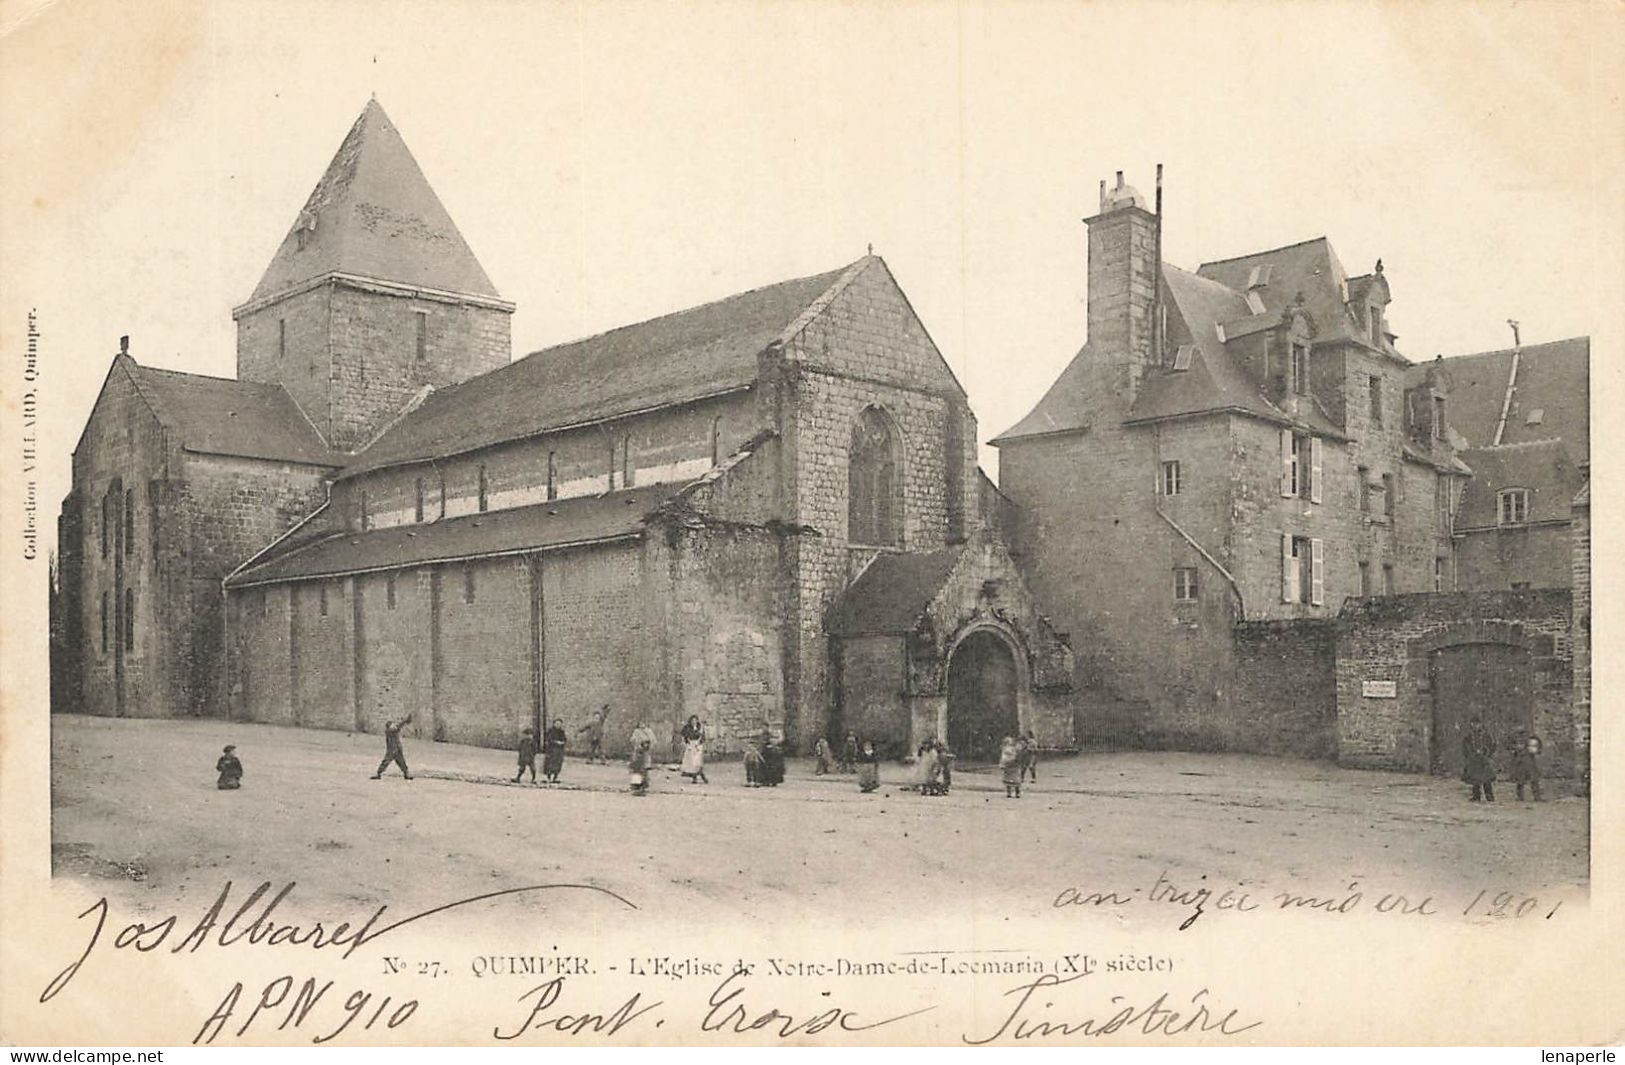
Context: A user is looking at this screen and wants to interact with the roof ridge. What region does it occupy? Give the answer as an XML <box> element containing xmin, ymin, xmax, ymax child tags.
<box><xmin>776</xmin><ymin>255</ymin><xmax>875</xmax><ymax>345</ymax></box>
<box><xmin>516</xmin><ymin>258</ymin><xmax>867</xmax><ymax>364</ymax></box>
<box><xmin>354</xmin><ymin>256</ymin><xmax>866</xmax><ymax>453</ymax></box>
<box><xmin>1463</xmin><ymin>438</ymin><xmax>1570</xmax><ymax>452</ymax></box>
<box><xmin>1198</xmin><ymin>235</ymin><xmax>1329</xmax><ymax>269</ymax></box>
<box><xmin>1441</xmin><ymin>336</ymin><xmax>1590</xmax><ymax>362</ymax></box>
<box><xmin>134</xmin><ymin>363</ymin><xmax>286</xmax><ymax>389</ymax></box>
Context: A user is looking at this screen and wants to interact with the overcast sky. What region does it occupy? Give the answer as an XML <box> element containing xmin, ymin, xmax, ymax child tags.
<box><xmin>3</xmin><ymin>0</ymin><xmax>1620</xmax><ymax>559</ymax></box>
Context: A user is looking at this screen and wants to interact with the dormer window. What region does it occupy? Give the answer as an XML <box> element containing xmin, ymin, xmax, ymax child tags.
<box><xmin>1498</xmin><ymin>488</ymin><xmax>1530</xmax><ymax>527</ymax></box>
<box><xmin>1245</xmin><ymin>290</ymin><xmax>1267</xmax><ymax>315</ymax></box>
<box><xmin>1368</xmin><ymin>305</ymin><xmax>1382</xmax><ymax>345</ymax></box>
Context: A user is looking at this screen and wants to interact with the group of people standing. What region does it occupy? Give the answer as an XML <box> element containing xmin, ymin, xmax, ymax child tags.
<box><xmin>224</xmin><ymin>709</ymin><xmax>1043</xmax><ymax>800</ymax></box>
<box><xmin>1461</xmin><ymin>717</ymin><xmax>1545</xmax><ymax>803</ymax></box>
<box><xmin>514</xmin><ymin>722</ymin><xmax>569</xmax><ymax>784</ymax></box>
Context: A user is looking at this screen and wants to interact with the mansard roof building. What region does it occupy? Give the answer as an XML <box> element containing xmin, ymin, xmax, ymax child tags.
<box><xmin>996</xmin><ymin>172</ymin><xmax>1589</xmax><ymax>777</ymax></box>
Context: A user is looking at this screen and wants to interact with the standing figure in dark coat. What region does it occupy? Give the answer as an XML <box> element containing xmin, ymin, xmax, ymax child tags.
<box><xmin>1461</xmin><ymin>717</ymin><xmax>1496</xmax><ymax>802</ymax></box>
<box><xmin>760</xmin><ymin>737</ymin><xmax>786</xmax><ymax>787</ymax></box>
<box><xmin>1510</xmin><ymin>733</ymin><xmax>1544</xmax><ymax>802</ymax></box>
<box><xmin>857</xmin><ymin>739</ymin><xmax>881</xmax><ymax>794</ymax></box>
<box><xmin>373</xmin><ymin>715</ymin><xmax>414</xmax><ymax>780</ymax></box>
<box><xmin>542</xmin><ymin>721</ymin><xmax>568</xmax><ymax>784</ymax></box>
<box><xmin>216</xmin><ymin>745</ymin><xmax>243</xmax><ymax>790</ymax></box>
<box><xmin>514</xmin><ymin>727</ymin><xmax>538</xmax><ymax>783</ymax></box>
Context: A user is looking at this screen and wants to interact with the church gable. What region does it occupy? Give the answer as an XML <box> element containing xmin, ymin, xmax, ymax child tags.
<box><xmin>783</xmin><ymin>256</ymin><xmax>965</xmax><ymax>398</ymax></box>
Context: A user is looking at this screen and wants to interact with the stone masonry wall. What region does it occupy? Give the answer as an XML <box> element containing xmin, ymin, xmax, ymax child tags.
<box><xmin>1232</xmin><ymin>619</ymin><xmax>1338</xmax><ymax>758</ymax></box>
<box><xmin>663</xmin><ymin>523</ymin><xmax>786</xmax><ymax>756</ymax></box>
<box><xmin>236</xmin><ymin>285</ymin><xmax>333</xmax><ymax>441</ymax></box>
<box><xmin>67</xmin><ymin>361</ymin><xmax>186</xmax><ymax>720</ymax></box>
<box><xmin>779</xmin><ymin>260</ymin><xmax>966</xmax><ymax>750</ymax></box>
<box><xmin>229</xmin><ymin>538</ymin><xmax>657</xmax><ymax>756</ymax></box>
<box><xmin>1456</xmin><ymin>523</ymin><xmax>1574</xmax><ymax>592</ymax></box>
<box><xmin>1336</xmin><ymin>590</ymin><xmax>1574</xmax><ymax>775</ymax></box>
<box><xmin>328</xmin><ymin>284</ymin><xmax>511</xmax><ymax>452</ymax></box>
<box><xmin>237</xmin><ymin>279</ymin><xmax>512</xmax><ymax>453</ymax></box>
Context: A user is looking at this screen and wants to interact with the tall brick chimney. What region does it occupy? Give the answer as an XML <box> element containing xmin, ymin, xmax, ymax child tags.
<box><xmin>1084</xmin><ymin>171</ymin><xmax>1159</xmax><ymax>404</ymax></box>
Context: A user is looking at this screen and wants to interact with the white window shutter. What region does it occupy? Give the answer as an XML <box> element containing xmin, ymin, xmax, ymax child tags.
<box><xmin>1310</xmin><ymin>538</ymin><xmax>1325</xmax><ymax>605</ymax></box>
<box><xmin>1282</xmin><ymin>533</ymin><xmax>1297</xmax><ymax>603</ymax></box>
<box><xmin>1309</xmin><ymin>437</ymin><xmax>1323</xmax><ymax>504</ymax></box>
<box><xmin>1280</xmin><ymin>430</ymin><xmax>1294</xmax><ymax>497</ymax></box>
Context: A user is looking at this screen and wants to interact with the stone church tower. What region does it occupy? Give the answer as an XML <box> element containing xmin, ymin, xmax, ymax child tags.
<box><xmin>233</xmin><ymin>99</ymin><xmax>514</xmax><ymax>453</ymax></box>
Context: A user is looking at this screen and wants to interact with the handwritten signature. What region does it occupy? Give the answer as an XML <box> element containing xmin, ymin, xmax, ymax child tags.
<box><xmin>40</xmin><ymin>880</ymin><xmax>637</xmax><ymax>1005</ymax></box>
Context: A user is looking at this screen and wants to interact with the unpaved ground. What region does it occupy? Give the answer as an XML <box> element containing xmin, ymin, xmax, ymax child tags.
<box><xmin>50</xmin><ymin>715</ymin><xmax>1588</xmax><ymax>926</ymax></box>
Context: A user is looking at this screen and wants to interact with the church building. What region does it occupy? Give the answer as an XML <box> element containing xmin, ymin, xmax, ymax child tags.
<box><xmin>55</xmin><ymin>100</ymin><xmax>1073</xmax><ymax>761</ymax></box>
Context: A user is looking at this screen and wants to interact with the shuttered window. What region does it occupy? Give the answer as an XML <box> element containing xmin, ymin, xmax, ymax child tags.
<box><xmin>1283</xmin><ymin>534</ymin><xmax>1321</xmax><ymax>605</ymax></box>
<box><xmin>1310</xmin><ymin>537</ymin><xmax>1325</xmax><ymax>606</ymax></box>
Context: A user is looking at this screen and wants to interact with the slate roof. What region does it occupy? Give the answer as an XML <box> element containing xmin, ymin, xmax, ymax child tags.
<box><xmin>1130</xmin><ymin>265</ymin><xmax>1343</xmax><ymax>436</ymax></box>
<box><xmin>826</xmin><ymin>546</ymin><xmax>964</xmax><ymax>636</ymax></box>
<box><xmin>248</xmin><ymin>99</ymin><xmax>501</xmax><ymax>303</ymax></box>
<box><xmin>227</xmin><ymin>485</ymin><xmax>664</xmax><ymax>587</ymax></box>
<box><xmin>993</xmin><ymin>260</ymin><xmax>1344</xmax><ymax>443</ymax></box>
<box><xmin>989</xmin><ymin>342</ymin><xmax>1097</xmax><ymax>442</ymax></box>
<box><xmin>1455</xmin><ymin>441</ymin><xmax>1580</xmax><ymax>530</ymax></box>
<box><xmin>122</xmin><ymin>357</ymin><xmax>340</xmax><ymax>466</ymax></box>
<box><xmin>1197</xmin><ymin>237</ymin><xmax>1374</xmax><ymax>352</ymax></box>
<box><xmin>1438</xmin><ymin>337</ymin><xmax>1589</xmax><ymax>462</ymax></box>
<box><xmin>341</xmin><ymin>257</ymin><xmax>868</xmax><ymax>478</ymax></box>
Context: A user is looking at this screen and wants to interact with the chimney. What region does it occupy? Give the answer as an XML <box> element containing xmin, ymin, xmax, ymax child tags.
<box><xmin>1084</xmin><ymin>170</ymin><xmax>1159</xmax><ymax>404</ymax></box>
<box><xmin>119</xmin><ymin>335</ymin><xmax>129</xmax><ymax>356</ymax></box>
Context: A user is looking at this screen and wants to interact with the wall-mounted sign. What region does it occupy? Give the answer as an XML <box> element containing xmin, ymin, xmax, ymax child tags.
<box><xmin>1362</xmin><ymin>680</ymin><xmax>1398</xmax><ymax>699</ymax></box>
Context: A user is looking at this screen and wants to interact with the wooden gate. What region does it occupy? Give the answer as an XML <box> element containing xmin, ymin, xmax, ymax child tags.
<box><xmin>1431</xmin><ymin>642</ymin><xmax>1532</xmax><ymax>777</ymax></box>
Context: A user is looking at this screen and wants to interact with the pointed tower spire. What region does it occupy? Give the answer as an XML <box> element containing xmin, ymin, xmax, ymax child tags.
<box><xmin>234</xmin><ymin>100</ymin><xmax>514</xmax><ymax>453</ymax></box>
<box><xmin>249</xmin><ymin>98</ymin><xmax>501</xmax><ymax>302</ymax></box>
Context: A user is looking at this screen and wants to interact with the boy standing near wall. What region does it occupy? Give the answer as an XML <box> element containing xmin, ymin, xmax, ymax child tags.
<box><xmin>514</xmin><ymin>726</ymin><xmax>538</xmax><ymax>784</ymax></box>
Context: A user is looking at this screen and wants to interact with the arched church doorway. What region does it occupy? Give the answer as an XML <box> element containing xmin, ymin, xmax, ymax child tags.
<box><xmin>946</xmin><ymin>629</ymin><xmax>1019</xmax><ymax>763</ymax></box>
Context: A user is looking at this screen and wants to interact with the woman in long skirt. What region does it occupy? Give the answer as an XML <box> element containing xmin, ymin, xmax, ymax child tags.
<box><xmin>679</xmin><ymin>715</ymin><xmax>709</xmax><ymax>784</ymax></box>
<box><xmin>541</xmin><ymin>721</ymin><xmax>567</xmax><ymax>783</ymax></box>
